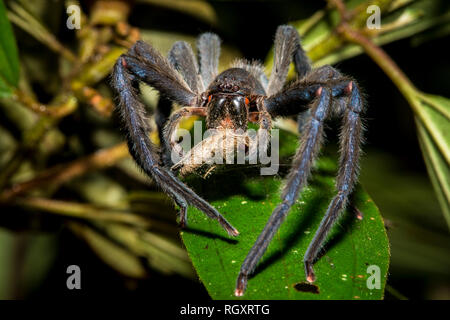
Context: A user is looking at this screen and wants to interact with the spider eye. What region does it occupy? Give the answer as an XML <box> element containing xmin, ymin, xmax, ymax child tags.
<box><xmin>245</xmin><ymin>97</ymin><xmax>250</xmax><ymax>105</ymax></box>
<box><xmin>208</xmin><ymin>95</ymin><xmax>212</xmax><ymax>103</ymax></box>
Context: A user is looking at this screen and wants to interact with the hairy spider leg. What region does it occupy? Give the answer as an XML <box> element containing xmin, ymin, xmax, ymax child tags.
<box><xmin>267</xmin><ymin>25</ymin><xmax>311</xmax><ymax>96</ymax></box>
<box><xmin>163</xmin><ymin>107</ymin><xmax>207</xmax><ymax>162</ymax></box>
<box><xmin>197</xmin><ymin>33</ymin><xmax>221</xmax><ymax>89</ymax></box>
<box><xmin>235</xmin><ymin>85</ymin><xmax>331</xmax><ymax>296</ymax></box>
<box><xmin>155</xmin><ymin>97</ymin><xmax>173</xmax><ymax>167</ymax></box>
<box><xmin>112</xmin><ymin>41</ymin><xmax>239</xmax><ymax>236</ymax></box>
<box><xmin>168</xmin><ymin>41</ymin><xmax>203</xmax><ymax>93</ymax></box>
<box><xmin>251</xmin><ymin>97</ymin><xmax>272</xmax><ymax>160</ymax></box>
<box><xmin>122</xmin><ymin>41</ymin><xmax>197</xmax><ymax>105</ymax></box>
<box><xmin>304</xmin><ymin>78</ymin><xmax>364</xmax><ymax>283</ymax></box>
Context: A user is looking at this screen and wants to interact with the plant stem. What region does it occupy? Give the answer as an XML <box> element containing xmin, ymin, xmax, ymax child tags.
<box><xmin>0</xmin><ymin>142</ymin><xmax>129</xmax><ymax>202</ymax></box>
<box><xmin>13</xmin><ymin>90</ymin><xmax>78</xmax><ymax>118</ymax></box>
<box><xmin>328</xmin><ymin>2</ymin><xmax>450</xmax><ymax>165</ymax></box>
<box><xmin>338</xmin><ymin>22</ymin><xmax>417</xmax><ymax>99</ymax></box>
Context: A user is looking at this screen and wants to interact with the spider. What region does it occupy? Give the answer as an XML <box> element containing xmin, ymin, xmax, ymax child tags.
<box><xmin>112</xmin><ymin>25</ymin><xmax>364</xmax><ymax>297</ymax></box>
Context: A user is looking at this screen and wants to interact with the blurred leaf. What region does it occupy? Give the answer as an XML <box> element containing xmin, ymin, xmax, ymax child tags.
<box><xmin>0</xmin><ymin>94</ymin><xmax>37</xmax><ymax>132</ymax></box>
<box><xmin>0</xmin><ymin>227</ymin><xmax>57</xmax><ymax>299</ymax></box>
<box><xmin>70</xmin><ymin>173</ymin><xmax>129</xmax><ymax>208</ymax></box>
<box><xmin>17</xmin><ymin>0</ymin><xmax>64</xmax><ymax>32</ymax></box>
<box><xmin>70</xmin><ymin>219</ymin><xmax>195</xmax><ymax>279</ymax></box>
<box><xmin>415</xmin><ymin>94</ymin><xmax>450</xmax><ymax>228</ymax></box>
<box><xmin>19</xmin><ymin>232</ymin><xmax>58</xmax><ymax>297</ymax></box>
<box><xmin>69</xmin><ymin>222</ymin><xmax>148</xmax><ymax>279</ymax></box>
<box><xmin>0</xmin><ymin>0</ymin><xmax>20</xmax><ymax>97</ymax></box>
<box><xmin>181</xmin><ymin>130</ymin><xmax>389</xmax><ymax>299</ymax></box>
<box><xmin>0</xmin><ymin>227</ymin><xmax>14</xmax><ymax>299</ymax></box>
<box><xmin>137</xmin><ymin>0</ymin><xmax>218</xmax><ymax>26</ymax></box>
<box><xmin>417</xmin><ymin>94</ymin><xmax>450</xmax><ymax>163</ymax></box>
<box><xmin>71</xmin><ymin>47</ymin><xmax>126</xmax><ymax>90</ymax></box>
<box><xmin>0</xmin><ymin>125</ymin><xmax>16</xmax><ymax>168</ymax></box>
<box><xmin>411</xmin><ymin>21</ymin><xmax>450</xmax><ymax>46</ymax></box>
<box><xmin>360</xmin><ymin>151</ymin><xmax>450</xmax><ymax>277</ymax></box>
<box><xmin>96</xmin><ymin>222</ymin><xmax>195</xmax><ymax>278</ymax></box>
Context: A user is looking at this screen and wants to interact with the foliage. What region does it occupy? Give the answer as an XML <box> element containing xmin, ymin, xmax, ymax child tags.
<box><xmin>181</xmin><ymin>130</ymin><xmax>389</xmax><ymax>299</ymax></box>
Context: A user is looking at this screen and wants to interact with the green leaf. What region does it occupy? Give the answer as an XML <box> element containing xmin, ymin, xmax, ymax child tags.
<box><xmin>415</xmin><ymin>93</ymin><xmax>450</xmax><ymax>229</ymax></box>
<box><xmin>181</xmin><ymin>130</ymin><xmax>390</xmax><ymax>299</ymax></box>
<box><xmin>0</xmin><ymin>0</ymin><xmax>20</xmax><ymax>97</ymax></box>
<box><xmin>69</xmin><ymin>222</ymin><xmax>149</xmax><ymax>279</ymax></box>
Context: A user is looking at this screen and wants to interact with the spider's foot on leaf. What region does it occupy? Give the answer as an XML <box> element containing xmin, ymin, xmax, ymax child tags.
<box><xmin>219</xmin><ymin>216</ymin><xmax>239</xmax><ymax>237</ymax></box>
<box><xmin>234</xmin><ymin>272</ymin><xmax>247</xmax><ymax>297</ymax></box>
<box><xmin>355</xmin><ymin>207</ymin><xmax>364</xmax><ymax>220</ymax></box>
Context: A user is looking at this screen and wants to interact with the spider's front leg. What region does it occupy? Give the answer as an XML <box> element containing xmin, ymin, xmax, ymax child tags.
<box><xmin>156</xmin><ymin>40</ymin><xmax>204</xmax><ymax>166</ymax></box>
<box><xmin>235</xmin><ymin>69</ymin><xmax>364</xmax><ymax>296</ymax></box>
<box><xmin>112</xmin><ymin>40</ymin><xmax>238</xmax><ymax>236</ymax></box>
<box><xmin>163</xmin><ymin>106</ymin><xmax>207</xmax><ymax>162</ymax></box>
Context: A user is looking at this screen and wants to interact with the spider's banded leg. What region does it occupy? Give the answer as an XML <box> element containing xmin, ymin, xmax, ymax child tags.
<box><xmin>267</xmin><ymin>25</ymin><xmax>311</xmax><ymax>96</ymax></box>
<box><xmin>168</xmin><ymin>41</ymin><xmax>203</xmax><ymax>93</ymax></box>
<box><xmin>120</xmin><ymin>41</ymin><xmax>197</xmax><ymax>106</ymax></box>
<box><xmin>163</xmin><ymin>107</ymin><xmax>207</xmax><ymax>162</ymax></box>
<box><xmin>304</xmin><ymin>82</ymin><xmax>364</xmax><ymax>283</ymax></box>
<box><xmin>112</xmin><ymin>57</ymin><xmax>238</xmax><ymax>236</ymax></box>
<box><xmin>264</xmin><ymin>67</ymin><xmax>353</xmax><ymax>118</ymax></box>
<box><xmin>292</xmin><ymin>35</ymin><xmax>311</xmax><ymax>80</ymax></box>
<box><xmin>157</xmin><ymin>41</ymin><xmax>203</xmax><ymax>167</ymax></box>
<box><xmin>155</xmin><ymin>97</ymin><xmax>173</xmax><ymax>167</ymax></box>
<box><xmin>296</xmin><ymin>65</ymin><xmax>345</xmax><ymax>132</ymax></box>
<box><xmin>235</xmin><ymin>87</ymin><xmax>331</xmax><ymax>296</ymax></box>
<box><xmin>197</xmin><ymin>33</ymin><xmax>221</xmax><ymax>88</ymax></box>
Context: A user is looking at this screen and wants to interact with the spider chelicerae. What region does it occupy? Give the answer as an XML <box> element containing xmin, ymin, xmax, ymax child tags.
<box><xmin>112</xmin><ymin>25</ymin><xmax>364</xmax><ymax>297</ymax></box>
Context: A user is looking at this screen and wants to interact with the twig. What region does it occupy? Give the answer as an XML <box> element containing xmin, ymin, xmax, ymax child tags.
<box><xmin>0</xmin><ymin>142</ymin><xmax>129</xmax><ymax>202</ymax></box>
<box><xmin>79</xmin><ymin>86</ymin><xmax>114</xmax><ymax>117</ymax></box>
<box><xmin>337</xmin><ymin>22</ymin><xmax>416</xmax><ymax>97</ymax></box>
<box><xmin>13</xmin><ymin>90</ymin><xmax>78</xmax><ymax>118</ymax></box>
<box><xmin>327</xmin><ymin>0</ymin><xmax>350</xmax><ymax>21</ymax></box>
<box><xmin>0</xmin><ymin>95</ymin><xmax>78</xmax><ymax>189</ymax></box>
<box><xmin>308</xmin><ymin>0</ymin><xmax>394</xmax><ymax>61</ymax></box>
<box><xmin>70</xmin><ymin>47</ymin><xmax>126</xmax><ymax>89</ymax></box>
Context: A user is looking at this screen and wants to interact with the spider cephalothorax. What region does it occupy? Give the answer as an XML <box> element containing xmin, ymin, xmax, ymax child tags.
<box><xmin>112</xmin><ymin>25</ymin><xmax>364</xmax><ymax>296</ymax></box>
<box><xmin>206</xmin><ymin>68</ymin><xmax>262</xmax><ymax>131</ymax></box>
